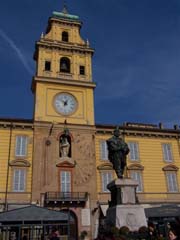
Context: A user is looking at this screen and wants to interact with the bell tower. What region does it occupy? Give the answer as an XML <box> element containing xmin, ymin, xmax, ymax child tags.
<box><xmin>32</xmin><ymin>6</ymin><xmax>96</xmax><ymax>125</ymax></box>
<box><xmin>31</xmin><ymin>7</ymin><xmax>98</xmax><ymax>238</ymax></box>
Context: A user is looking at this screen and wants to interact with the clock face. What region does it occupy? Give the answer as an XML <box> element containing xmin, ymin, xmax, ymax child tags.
<box><xmin>53</xmin><ymin>93</ymin><xmax>77</xmax><ymax>115</ymax></box>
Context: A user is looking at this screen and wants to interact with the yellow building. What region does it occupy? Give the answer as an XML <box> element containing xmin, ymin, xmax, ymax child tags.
<box><xmin>96</xmin><ymin>123</ymin><xmax>180</xmax><ymax>207</ymax></box>
<box><xmin>0</xmin><ymin>6</ymin><xmax>180</xmax><ymax>240</ymax></box>
<box><xmin>0</xmin><ymin>119</ymin><xmax>33</xmax><ymax>211</ymax></box>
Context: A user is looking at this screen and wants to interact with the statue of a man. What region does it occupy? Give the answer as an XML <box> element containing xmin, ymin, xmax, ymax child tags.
<box><xmin>60</xmin><ymin>129</ymin><xmax>70</xmax><ymax>158</ymax></box>
<box><xmin>106</xmin><ymin>127</ymin><xmax>129</xmax><ymax>178</ymax></box>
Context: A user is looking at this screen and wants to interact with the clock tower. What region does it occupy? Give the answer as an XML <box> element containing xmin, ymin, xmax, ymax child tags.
<box><xmin>31</xmin><ymin>6</ymin><xmax>97</xmax><ymax>238</ymax></box>
<box><xmin>32</xmin><ymin>6</ymin><xmax>95</xmax><ymax>125</ymax></box>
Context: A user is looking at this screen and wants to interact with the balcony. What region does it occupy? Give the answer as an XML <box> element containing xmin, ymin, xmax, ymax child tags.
<box><xmin>44</xmin><ymin>192</ymin><xmax>88</xmax><ymax>207</ymax></box>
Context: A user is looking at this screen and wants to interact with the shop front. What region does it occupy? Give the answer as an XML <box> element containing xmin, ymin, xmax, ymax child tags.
<box><xmin>0</xmin><ymin>205</ymin><xmax>70</xmax><ymax>240</ymax></box>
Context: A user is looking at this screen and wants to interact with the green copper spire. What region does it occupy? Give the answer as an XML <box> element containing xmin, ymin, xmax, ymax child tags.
<box><xmin>52</xmin><ymin>2</ymin><xmax>80</xmax><ymax>21</ymax></box>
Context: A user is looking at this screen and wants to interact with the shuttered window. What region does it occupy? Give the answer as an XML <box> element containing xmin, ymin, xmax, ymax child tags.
<box><xmin>128</xmin><ymin>142</ymin><xmax>139</xmax><ymax>161</ymax></box>
<box><xmin>13</xmin><ymin>169</ymin><xmax>26</xmax><ymax>192</ymax></box>
<box><xmin>162</xmin><ymin>144</ymin><xmax>173</xmax><ymax>162</ymax></box>
<box><xmin>60</xmin><ymin>171</ymin><xmax>71</xmax><ymax>192</ymax></box>
<box><xmin>15</xmin><ymin>136</ymin><xmax>28</xmax><ymax>157</ymax></box>
<box><xmin>101</xmin><ymin>172</ymin><xmax>113</xmax><ymax>192</ymax></box>
<box><xmin>130</xmin><ymin>171</ymin><xmax>143</xmax><ymax>192</ymax></box>
<box><xmin>100</xmin><ymin>140</ymin><xmax>108</xmax><ymax>160</ymax></box>
<box><xmin>166</xmin><ymin>172</ymin><xmax>178</xmax><ymax>192</ymax></box>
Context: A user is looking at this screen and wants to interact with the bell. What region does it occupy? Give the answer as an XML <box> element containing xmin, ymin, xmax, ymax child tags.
<box><xmin>61</xmin><ymin>62</ymin><xmax>68</xmax><ymax>71</ymax></box>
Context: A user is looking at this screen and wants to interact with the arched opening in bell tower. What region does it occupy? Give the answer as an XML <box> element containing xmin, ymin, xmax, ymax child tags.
<box><xmin>60</xmin><ymin>57</ymin><xmax>71</xmax><ymax>73</ymax></box>
<box><xmin>62</xmin><ymin>31</ymin><xmax>69</xmax><ymax>42</ymax></box>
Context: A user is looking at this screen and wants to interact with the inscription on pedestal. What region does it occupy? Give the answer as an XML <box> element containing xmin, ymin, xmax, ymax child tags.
<box><xmin>106</xmin><ymin>178</ymin><xmax>147</xmax><ymax>231</ymax></box>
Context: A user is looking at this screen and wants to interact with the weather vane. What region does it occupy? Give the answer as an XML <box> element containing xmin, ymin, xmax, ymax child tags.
<box><xmin>62</xmin><ymin>0</ymin><xmax>68</xmax><ymax>14</ymax></box>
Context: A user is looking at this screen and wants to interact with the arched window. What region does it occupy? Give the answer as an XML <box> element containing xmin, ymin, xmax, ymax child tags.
<box><xmin>60</xmin><ymin>57</ymin><xmax>70</xmax><ymax>73</ymax></box>
<box><xmin>60</xmin><ymin>209</ymin><xmax>78</xmax><ymax>239</ymax></box>
<box><xmin>62</xmin><ymin>31</ymin><xmax>69</xmax><ymax>42</ymax></box>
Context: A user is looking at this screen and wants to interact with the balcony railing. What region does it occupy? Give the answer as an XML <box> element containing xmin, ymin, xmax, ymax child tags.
<box><xmin>44</xmin><ymin>192</ymin><xmax>88</xmax><ymax>203</ymax></box>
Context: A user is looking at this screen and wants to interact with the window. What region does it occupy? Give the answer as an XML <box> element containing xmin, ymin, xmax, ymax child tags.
<box><xmin>101</xmin><ymin>172</ymin><xmax>113</xmax><ymax>192</ymax></box>
<box><xmin>166</xmin><ymin>172</ymin><xmax>178</xmax><ymax>192</ymax></box>
<box><xmin>15</xmin><ymin>136</ymin><xmax>28</xmax><ymax>157</ymax></box>
<box><xmin>45</xmin><ymin>61</ymin><xmax>51</xmax><ymax>71</ymax></box>
<box><xmin>162</xmin><ymin>143</ymin><xmax>173</xmax><ymax>162</ymax></box>
<box><xmin>128</xmin><ymin>142</ymin><xmax>139</xmax><ymax>161</ymax></box>
<box><xmin>130</xmin><ymin>171</ymin><xmax>143</xmax><ymax>192</ymax></box>
<box><xmin>100</xmin><ymin>140</ymin><xmax>108</xmax><ymax>160</ymax></box>
<box><xmin>60</xmin><ymin>171</ymin><xmax>71</xmax><ymax>192</ymax></box>
<box><xmin>13</xmin><ymin>169</ymin><xmax>26</xmax><ymax>192</ymax></box>
<box><xmin>60</xmin><ymin>57</ymin><xmax>70</xmax><ymax>73</ymax></box>
<box><xmin>62</xmin><ymin>31</ymin><xmax>69</xmax><ymax>42</ymax></box>
<box><xmin>79</xmin><ymin>66</ymin><xmax>85</xmax><ymax>75</ymax></box>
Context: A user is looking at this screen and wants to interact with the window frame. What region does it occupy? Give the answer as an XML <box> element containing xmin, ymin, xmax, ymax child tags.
<box><xmin>12</xmin><ymin>168</ymin><xmax>26</xmax><ymax>192</ymax></box>
<box><xmin>130</xmin><ymin>170</ymin><xmax>143</xmax><ymax>193</ymax></box>
<box><xmin>60</xmin><ymin>170</ymin><xmax>72</xmax><ymax>193</ymax></box>
<box><xmin>162</xmin><ymin>143</ymin><xmax>173</xmax><ymax>163</ymax></box>
<box><xmin>101</xmin><ymin>171</ymin><xmax>113</xmax><ymax>193</ymax></box>
<box><xmin>99</xmin><ymin>140</ymin><xmax>108</xmax><ymax>161</ymax></box>
<box><xmin>79</xmin><ymin>65</ymin><xmax>85</xmax><ymax>75</ymax></box>
<box><xmin>128</xmin><ymin>141</ymin><xmax>140</xmax><ymax>161</ymax></box>
<box><xmin>15</xmin><ymin>135</ymin><xmax>28</xmax><ymax>157</ymax></box>
<box><xmin>62</xmin><ymin>31</ymin><xmax>69</xmax><ymax>42</ymax></box>
<box><xmin>165</xmin><ymin>171</ymin><xmax>179</xmax><ymax>193</ymax></box>
<box><xmin>44</xmin><ymin>60</ymin><xmax>51</xmax><ymax>71</ymax></box>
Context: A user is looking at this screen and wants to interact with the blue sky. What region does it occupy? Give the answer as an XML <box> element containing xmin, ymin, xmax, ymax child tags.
<box><xmin>0</xmin><ymin>0</ymin><xmax>180</xmax><ymax>127</ymax></box>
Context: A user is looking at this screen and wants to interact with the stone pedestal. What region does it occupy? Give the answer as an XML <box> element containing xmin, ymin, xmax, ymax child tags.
<box><xmin>106</xmin><ymin>178</ymin><xmax>147</xmax><ymax>231</ymax></box>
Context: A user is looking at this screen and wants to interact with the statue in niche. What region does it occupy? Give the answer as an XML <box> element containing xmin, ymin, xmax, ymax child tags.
<box><xmin>107</xmin><ymin>127</ymin><xmax>129</xmax><ymax>178</ymax></box>
<box><xmin>59</xmin><ymin>128</ymin><xmax>71</xmax><ymax>158</ymax></box>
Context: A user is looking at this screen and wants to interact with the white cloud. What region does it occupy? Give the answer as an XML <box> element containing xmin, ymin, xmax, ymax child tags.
<box><xmin>0</xmin><ymin>29</ymin><xmax>33</xmax><ymax>75</ymax></box>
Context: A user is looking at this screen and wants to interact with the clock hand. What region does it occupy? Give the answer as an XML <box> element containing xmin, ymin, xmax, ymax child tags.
<box><xmin>62</xmin><ymin>100</ymin><xmax>67</xmax><ymax>106</ymax></box>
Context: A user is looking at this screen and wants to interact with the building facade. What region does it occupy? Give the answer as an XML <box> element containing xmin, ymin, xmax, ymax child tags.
<box><xmin>0</xmin><ymin>7</ymin><xmax>180</xmax><ymax>239</ymax></box>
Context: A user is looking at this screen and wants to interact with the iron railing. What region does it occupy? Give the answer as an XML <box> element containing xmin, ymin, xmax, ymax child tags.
<box><xmin>45</xmin><ymin>192</ymin><xmax>88</xmax><ymax>202</ymax></box>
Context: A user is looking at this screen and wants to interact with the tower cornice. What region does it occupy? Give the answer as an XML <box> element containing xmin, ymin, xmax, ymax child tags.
<box><xmin>31</xmin><ymin>76</ymin><xmax>96</xmax><ymax>93</ymax></box>
<box><xmin>37</xmin><ymin>39</ymin><xmax>94</xmax><ymax>53</ymax></box>
<box><xmin>34</xmin><ymin>40</ymin><xmax>94</xmax><ymax>60</ymax></box>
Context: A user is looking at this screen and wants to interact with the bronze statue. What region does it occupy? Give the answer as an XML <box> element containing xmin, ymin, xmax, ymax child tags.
<box><xmin>107</xmin><ymin>127</ymin><xmax>129</xmax><ymax>178</ymax></box>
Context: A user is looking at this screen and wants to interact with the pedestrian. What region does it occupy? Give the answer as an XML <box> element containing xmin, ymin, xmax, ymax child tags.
<box><xmin>168</xmin><ymin>228</ymin><xmax>180</xmax><ymax>240</ymax></box>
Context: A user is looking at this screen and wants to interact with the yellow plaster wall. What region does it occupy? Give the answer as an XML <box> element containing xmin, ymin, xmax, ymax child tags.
<box><xmin>95</xmin><ymin>133</ymin><xmax>180</xmax><ymax>201</ymax></box>
<box><xmin>37</xmin><ymin>49</ymin><xmax>92</xmax><ymax>81</ymax></box>
<box><xmin>126</xmin><ymin>136</ymin><xmax>180</xmax><ymax>194</ymax></box>
<box><xmin>34</xmin><ymin>82</ymin><xmax>95</xmax><ymax>125</ymax></box>
<box><xmin>45</xmin><ymin>21</ymin><xmax>85</xmax><ymax>45</ymax></box>
<box><xmin>0</xmin><ymin>128</ymin><xmax>33</xmax><ymax>202</ymax></box>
